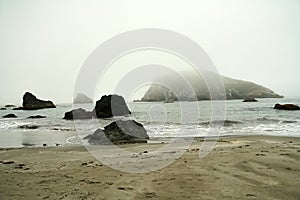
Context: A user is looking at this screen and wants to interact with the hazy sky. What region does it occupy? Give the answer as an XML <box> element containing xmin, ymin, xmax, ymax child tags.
<box><xmin>1</xmin><ymin>0</ymin><xmax>300</xmax><ymax>104</ymax></box>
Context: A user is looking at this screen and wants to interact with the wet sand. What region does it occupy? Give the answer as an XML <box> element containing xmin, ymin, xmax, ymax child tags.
<box><xmin>0</xmin><ymin>135</ymin><xmax>300</xmax><ymax>200</ymax></box>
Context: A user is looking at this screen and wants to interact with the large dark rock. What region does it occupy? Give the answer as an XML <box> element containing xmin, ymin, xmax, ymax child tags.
<box><xmin>22</xmin><ymin>92</ymin><xmax>56</xmax><ymax>110</ymax></box>
<box><xmin>73</xmin><ymin>93</ymin><xmax>93</xmax><ymax>104</ymax></box>
<box><xmin>84</xmin><ymin>120</ymin><xmax>149</xmax><ymax>145</ymax></box>
<box><xmin>93</xmin><ymin>95</ymin><xmax>131</xmax><ymax>118</ymax></box>
<box><xmin>0</xmin><ymin>108</ymin><xmax>6</xmax><ymax>110</ymax></box>
<box><xmin>63</xmin><ymin>108</ymin><xmax>93</xmax><ymax>120</ymax></box>
<box><xmin>243</xmin><ymin>98</ymin><xmax>258</xmax><ymax>102</ymax></box>
<box><xmin>274</xmin><ymin>104</ymin><xmax>300</xmax><ymax>110</ymax></box>
<box><xmin>3</xmin><ymin>114</ymin><xmax>17</xmax><ymax>118</ymax></box>
<box><xmin>27</xmin><ymin>115</ymin><xmax>47</xmax><ymax>119</ymax></box>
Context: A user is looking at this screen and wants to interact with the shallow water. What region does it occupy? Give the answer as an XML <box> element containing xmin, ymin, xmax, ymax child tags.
<box><xmin>0</xmin><ymin>98</ymin><xmax>299</xmax><ymax>147</ymax></box>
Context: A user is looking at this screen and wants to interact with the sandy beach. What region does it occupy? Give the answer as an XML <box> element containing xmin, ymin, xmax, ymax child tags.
<box><xmin>0</xmin><ymin>135</ymin><xmax>299</xmax><ymax>200</ymax></box>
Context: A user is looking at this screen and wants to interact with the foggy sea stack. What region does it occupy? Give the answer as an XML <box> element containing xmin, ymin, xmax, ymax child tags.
<box><xmin>141</xmin><ymin>71</ymin><xmax>283</xmax><ymax>102</ymax></box>
<box><xmin>73</xmin><ymin>93</ymin><xmax>93</xmax><ymax>104</ymax></box>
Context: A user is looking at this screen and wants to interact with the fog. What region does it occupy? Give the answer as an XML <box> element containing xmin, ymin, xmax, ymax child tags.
<box><xmin>1</xmin><ymin>0</ymin><xmax>300</xmax><ymax>104</ymax></box>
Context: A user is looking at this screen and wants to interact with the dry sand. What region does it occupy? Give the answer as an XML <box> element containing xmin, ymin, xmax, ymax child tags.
<box><xmin>0</xmin><ymin>135</ymin><xmax>299</xmax><ymax>200</ymax></box>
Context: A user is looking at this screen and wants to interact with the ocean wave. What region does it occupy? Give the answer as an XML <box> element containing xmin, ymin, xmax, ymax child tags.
<box><xmin>199</xmin><ymin>120</ymin><xmax>242</xmax><ymax>127</ymax></box>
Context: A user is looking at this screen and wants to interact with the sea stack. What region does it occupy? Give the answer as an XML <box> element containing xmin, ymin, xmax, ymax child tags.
<box><xmin>22</xmin><ymin>92</ymin><xmax>56</xmax><ymax>110</ymax></box>
<box><xmin>73</xmin><ymin>93</ymin><xmax>93</xmax><ymax>104</ymax></box>
<box><xmin>93</xmin><ymin>95</ymin><xmax>131</xmax><ymax>118</ymax></box>
<box><xmin>63</xmin><ymin>94</ymin><xmax>131</xmax><ymax>120</ymax></box>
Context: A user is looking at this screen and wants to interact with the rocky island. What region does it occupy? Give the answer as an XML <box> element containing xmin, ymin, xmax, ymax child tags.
<box><xmin>141</xmin><ymin>71</ymin><xmax>283</xmax><ymax>102</ymax></box>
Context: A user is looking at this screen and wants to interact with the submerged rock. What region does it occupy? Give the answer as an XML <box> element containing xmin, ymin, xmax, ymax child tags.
<box><xmin>243</xmin><ymin>98</ymin><xmax>258</xmax><ymax>102</ymax></box>
<box><xmin>63</xmin><ymin>108</ymin><xmax>93</xmax><ymax>120</ymax></box>
<box><xmin>22</xmin><ymin>92</ymin><xmax>56</xmax><ymax>110</ymax></box>
<box><xmin>199</xmin><ymin>120</ymin><xmax>242</xmax><ymax>127</ymax></box>
<box><xmin>93</xmin><ymin>95</ymin><xmax>131</xmax><ymax>118</ymax></box>
<box><xmin>13</xmin><ymin>107</ymin><xmax>23</xmax><ymax>110</ymax></box>
<box><xmin>18</xmin><ymin>124</ymin><xmax>40</xmax><ymax>129</ymax></box>
<box><xmin>5</xmin><ymin>105</ymin><xmax>16</xmax><ymax>108</ymax></box>
<box><xmin>84</xmin><ymin>120</ymin><xmax>149</xmax><ymax>145</ymax></box>
<box><xmin>2</xmin><ymin>114</ymin><xmax>17</xmax><ymax>118</ymax></box>
<box><xmin>2</xmin><ymin>160</ymin><xmax>15</xmax><ymax>164</ymax></box>
<box><xmin>27</xmin><ymin>115</ymin><xmax>47</xmax><ymax>119</ymax></box>
<box><xmin>274</xmin><ymin>104</ymin><xmax>300</xmax><ymax>110</ymax></box>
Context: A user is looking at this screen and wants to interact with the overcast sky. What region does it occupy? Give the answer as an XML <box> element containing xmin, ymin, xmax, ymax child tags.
<box><xmin>0</xmin><ymin>0</ymin><xmax>300</xmax><ymax>104</ymax></box>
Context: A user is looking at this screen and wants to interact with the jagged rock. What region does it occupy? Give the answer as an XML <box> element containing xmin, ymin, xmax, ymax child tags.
<box><xmin>22</xmin><ymin>92</ymin><xmax>56</xmax><ymax>110</ymax></box>
<box><xmin>63</xmin><ymin>108</ymin><xmax>93</xmax><ymax>120</ymax></box>
<box><xmin>5</xmin><ymin>105</ymin><xmax>16</xmax><ymax>108</ymax></box>
<box><xmin>27</xmin><ymin>115</ymin><xmax>47</xmax><ymax>119</ymax></box>
<box><xmin>73</xmin><ymin>93</ymin><xmax>93</xmax><ymax>104</ymax></box>
<box><xmin>84</xmin><ymin>120</ymin><xmax>149</xmax><ymax>144</ymax></box>
<box><xmin>2</xmin><ymin>114</ymin><xmax>17</xmax><ymax>118</ymax></box>
<box><xmin>274</xmin><ymin>104</ymin><xmax>300</xmax><ymax>110</ymax></box>
<box><xmin>243</xmin><ymin>98</ymin><xmax>258</xmax><ymax>102</ymax></box>
<box><xmin>93</xmin><ymin>95</ymin><xmax>131</xmax><ymax>118</ymax></box>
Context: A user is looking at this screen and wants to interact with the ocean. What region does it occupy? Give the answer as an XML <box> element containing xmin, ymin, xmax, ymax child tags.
<box><xmin>0</xmin><ymin>97</ymin><xmax>299</xmax><ymax>148</ymax></box>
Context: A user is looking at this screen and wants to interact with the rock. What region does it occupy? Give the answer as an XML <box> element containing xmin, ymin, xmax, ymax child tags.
<box><xmin>199</xmin><ymin>120</ymin><xmax>242</xmax><ymax>127</ymax></box>
<box><xmin>0</xmin><ymin>108</ymin><xmax>6</xmax><ymax>110</ymax></box>
<box><xmin>63</xmin><ymin>108</ymin><xmax>93</xmax><ymax>120</ymax></box>
<box><xmin>22</xmin><ymin>143</ymin><xmax>35</xmax><ymax>147</ymax></box>
<box><xmin>64</xmin><ymin>94</ymin><xmax>131</xmax><ymax>119</ymax></box>
<box><xmin>22</xmin><ymin>92</ymin><xmax>56</xmax><ymax>110</ymax></box>
<box><xmin>93</xmin><ymin>95</ymin><xmax>131</xmax><ymax>118</ymax></box>
<box><xmin>18</xmin><ymin>124</ymin><xmax>40</xmax><ymax>129</ymax></box>
<box><xmin>243</xmin><ymin>97</ymin><xmax>258</xmax><ymax>102</ymax></box>
<box><xmin>15</xmin><ymin>163</ymin><xmax>25</xmax><ymax>169</ymax></box>
<box><xmin>27</xmin><ymin>115</ymin><xmax>47</xmax><ymax>119</ymax></box>
<box><xmin>13</xmin><ymin>107</ymin><xmax>23</xmax><ymax>110</ymax></box>
<box><xmin>2</xmin><ymin>160</ymin><xmax>14</xmax><ymax>164</ymax></box>
<box><xmin>84</xmin><ymin>129</ymin><xmax>107</xmax><ymax>145</ymax></box>
<box><xmin>274</xmin><ymin>104</ymin><xmax>300</xmax><ymax>110</ymax></box>
<box><xmin>5</xmin><ymin>105</ymin><xmax>16</xmax><ymax>108</ymax></box>
<box><xmin>84</xmin><ymin>120</ymin><xmax>149</xmax><ymax>144</ymax></box>
<box><xmin>73</xmin><ymin>93</ymin><xmax>93</xmax><ymax>104</ymax></box>
<box><xmin>2</xmin><ymin>114</ymin><xmax>17</xmax><ymax>118</ymax></box>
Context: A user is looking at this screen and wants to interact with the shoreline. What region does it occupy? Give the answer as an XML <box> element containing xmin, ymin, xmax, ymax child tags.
<box><xmin>1</xmin><ymin>135</ymin><xmax>300</xmax><ymax>199</ymax></box>
<box><xmin>0</xmin><ymin>134</ymin><xmax>300</xmax><ymax>150</ymax></box>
